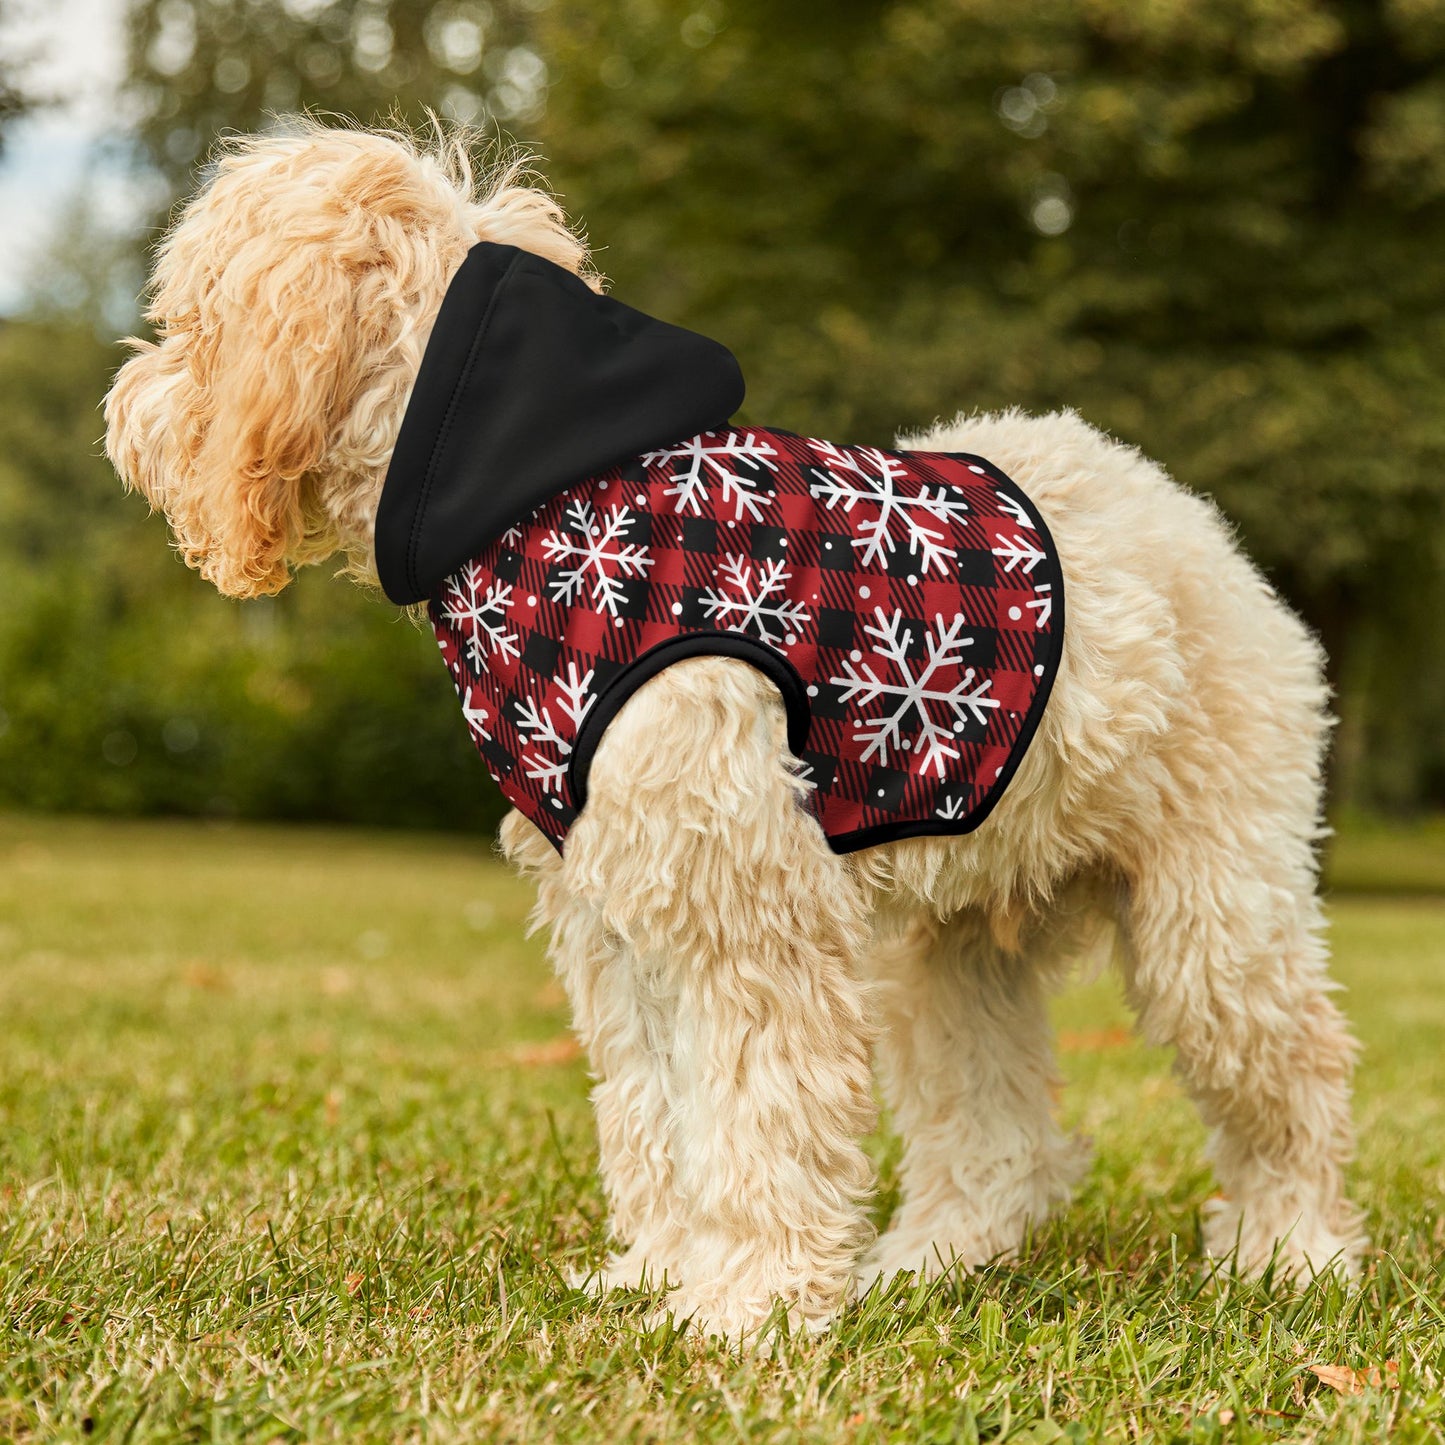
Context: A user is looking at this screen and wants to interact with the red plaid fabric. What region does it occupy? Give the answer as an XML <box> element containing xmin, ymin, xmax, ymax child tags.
<box><xmin>429</xmin><ymin>427</ymin><xmax>1063</xmax><ymax>854</ymax></box>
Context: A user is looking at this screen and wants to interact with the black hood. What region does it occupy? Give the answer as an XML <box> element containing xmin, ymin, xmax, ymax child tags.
<box><xmin>374</xmin><ymin>242</ymin><xmax>745</xmax><ymax>604</ymax></box>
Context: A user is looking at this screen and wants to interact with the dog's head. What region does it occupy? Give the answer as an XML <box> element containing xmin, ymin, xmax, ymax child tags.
<box><xmin>104</xmin><ymin>122</ymin><xmax>590</xmax><ymax>598</ymax></box>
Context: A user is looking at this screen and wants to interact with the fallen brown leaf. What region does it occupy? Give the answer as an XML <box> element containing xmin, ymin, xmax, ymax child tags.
<box><xmin>319</xmin><ymin>967</ymin><xmax>353</xmax><ymax>997</ymax></box>
<box><xmin>504</xmin><ymin>1037</ymin><xmax>584</xmax><ymax>1067</ymax></box>
<box><xmin>1309</xmin><ymin>1361</ymin><xmax>1399</xmax><ymax>1395</ymax></box>
<box><xmin>181</xmin><ymin>962</ymin><xmax>229</xmax><ymax>992</ymax></box>
<box><xmin>344</xmin><ymin>1272</ymin><xmax>364</xmax><ymax>1296</ymax></box>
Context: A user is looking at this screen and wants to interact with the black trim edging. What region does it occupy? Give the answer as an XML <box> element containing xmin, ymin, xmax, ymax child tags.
<box><xmin>568</xmin><ymin>631</ymin><xmax>812</xmax><ymax>814</ymax></box>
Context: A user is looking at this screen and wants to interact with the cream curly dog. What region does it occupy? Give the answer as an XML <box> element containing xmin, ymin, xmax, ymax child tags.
<box><xmin>105</xmin><ymin>124</ymin><xmax>1364</xmax><ymax>1342</ymax></box>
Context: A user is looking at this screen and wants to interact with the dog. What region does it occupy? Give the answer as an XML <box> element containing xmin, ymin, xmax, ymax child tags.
<box><xmin>104</xmin><ymin>122</ymin><xmax>1365</xmax><ymax>1342</ymax></box>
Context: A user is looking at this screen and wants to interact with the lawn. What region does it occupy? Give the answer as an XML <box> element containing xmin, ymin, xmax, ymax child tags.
<box><xmin>2</xmin><ymin>812</ymin><xmax>1443</xmax><ymax>1443</ymax></box>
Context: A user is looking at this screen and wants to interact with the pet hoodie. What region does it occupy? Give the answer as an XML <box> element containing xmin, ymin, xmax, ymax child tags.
<box><xmin>374</xmin><ymin>242</ymin><xmax>1064</xmax><ymax>854</ymax></box>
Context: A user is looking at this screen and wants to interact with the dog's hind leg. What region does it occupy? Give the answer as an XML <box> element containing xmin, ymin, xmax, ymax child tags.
<box><xmin>860</xmin><ymin>909</ymin><xmax>1089</xmax><ymax>1289</ymax></box>
<box><xmin>1119</xmin><ymin>833</ymin><xmax>1364</xmax><ymax>1280</ymax></box>
<box><xmin>561</xmin><ymin>657</ymin><xmax>878</xmax><ymax>1342</ymax></box>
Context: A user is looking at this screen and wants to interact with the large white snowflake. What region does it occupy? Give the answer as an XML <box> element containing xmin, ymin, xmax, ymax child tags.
<box><xmin>699</xmin><ymin>555</ymin><xmax>812</xmax><ymax>647</ymax></box>
<box><xmin>829</xmin><ymin>608</ymin><xmax>1001</xmax><ymax>776</ymax></box>
<box><xmin>440</xmin><ymin>561</ymin><xmax>520</xmax><ymax>669</ymax></box>
<box><xmin>541</xmin><ymin>500</ymin><xmax>654</xmax><ymax>618</ymax></box>
<box><xmin>514</xmin><ymin>663</ymin><xmax>596</xmax><ymax>797</ymax></box>
<box><xmin>806</xmin><ymin>441</ymin><xmax>970</xmax><ymax>577</ymax></box>
<box><xmin>642</xmin><ymin>430</ymin><xmax>780</xmax><ymax>522</ymax></box>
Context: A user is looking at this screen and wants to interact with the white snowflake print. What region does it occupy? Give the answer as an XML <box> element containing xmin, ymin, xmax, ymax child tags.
<box><xmin>934</xmin><ymin>794</ymin><xmax>967</xmax><ymax>821</ymax></box>
<box><xmin>990</xmin><ymin>531</ymin><xmax>1048</xmax><ymax>574</ymax></box>
<box><xmin>459</xmin><ymin>685</ymin><xmax>493</xmax><ymax>744</ymax></box>
<box><xmin>515</xmin><ymin>663</ymin><xmax>596</xmax><ymax>797</ymax></box>
<box><xmin>994</xmin><ymin>490</ymin><xmax>1036</xmax><ymax>530</ymax></box>
<box><xmin>643</xmin><ymin>430</ymin><xmax>780</xmax><ymax>523</ymax></box>
<box><xmin>1025</xmin><ymin>581</ymin><xmax>1054</xmax><ymax>629</ymax></box>
<box><xmin>541</xmin><ymin>499</ymin><xmax>654</xmax><ymax>618</ymax></box>
<box><xmin>440</xmin><ymin>561</ymin><xmax>520</xmax><ymax>667</ymax></box>
<box><xmin>700</xmin><ymin>555</ymin><xmax>812</xmax><ymax>647</ymax></box>
<box><xmin>807</xmin><ymin>441</ymin><xmax>970</xmax><ymax>577</ymax></box>
<box><xmin>829</xmin><ymin>608</ymin><xmax>1001</xmax><ymax>776</ymax></box>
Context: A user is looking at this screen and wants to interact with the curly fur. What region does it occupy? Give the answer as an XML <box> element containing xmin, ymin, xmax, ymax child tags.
<box><xmin>105</xmin><ymin>120</ymin><xmax>591</xmax><ymax>598</ymax></box>
<box><xmin>105</xmin><ymin>122</ymin><xmax>1365</xmax><ymax>1343</ymax></box>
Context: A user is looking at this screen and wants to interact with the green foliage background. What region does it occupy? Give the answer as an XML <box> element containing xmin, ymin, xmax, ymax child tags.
<box><xmin>2</xmin><ymin>0</ymin><xmax>1443</xmax><ymax>828</ymax></box>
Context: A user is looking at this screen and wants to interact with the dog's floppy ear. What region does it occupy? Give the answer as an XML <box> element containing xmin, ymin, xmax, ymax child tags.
<box><xmin>106</xmin><ymin>133</ymin><xmax>423</xmax><ymax>600</ymax></box>
<box><xmin>106</xmin><ymin>241</ymin><xmax>353</xmax><ymax>600</ymax></box>
<box><xmin>182</xmin><ymin>245</ymin><xmax>358</xmax><ymax>597</ymax></box>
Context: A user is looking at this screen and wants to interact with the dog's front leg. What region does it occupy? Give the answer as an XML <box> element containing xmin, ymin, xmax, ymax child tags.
<box><xmin>563</xmin><ymin>658</ymin><xmax>878</xmax><ymax>1343</ymax></box>
<box><xmin>501</xmin><ymin>809</ymin><xmax>685</xmax><ymax>1289</ymax></box>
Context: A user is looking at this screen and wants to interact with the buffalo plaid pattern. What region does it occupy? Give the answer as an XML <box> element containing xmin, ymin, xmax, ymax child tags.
<box><xmin>428</xmin><ymin>427</ymin><xmax>1063</xmax><ymax>854</ymax></box>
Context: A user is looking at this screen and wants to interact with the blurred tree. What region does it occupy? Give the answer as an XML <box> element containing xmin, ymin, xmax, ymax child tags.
<box><xmin>12</xmin><ymin>0</ymin><xmax>1436</xmax><ymax>823</ymax></box>
<box><xmin>0</xmin><ymin>315</ymin><xmax>128</xmax><ymax>571</ymax></box>
<box><xmin>124</xmin><ymin>0</ymin><xmax>548</xmax><ymax>193</ymax></box>
<box><xmin>7</xmin><ymin>0</ymin><xmax>569</xmax><ymax>831</ymax></box>
<box><xmin>0</xmin><ymin>0</ymin><xmax>38</xmax><ymax>151</ymax></box>
<box><xmin>0</xmin><ymin>317</ymin><xmax>501</xmax><ymax>831</ymax></box>
<box><xmin>535</xmin><ymin>0</ymin><xmax>1445</xmax><ymax>808</ymax></box>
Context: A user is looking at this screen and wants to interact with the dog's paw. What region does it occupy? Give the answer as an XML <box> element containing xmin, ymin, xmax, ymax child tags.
<box><xmin>1202</xmin><ymin>1196</ymin><xmax>1367</xmax><ymax>1283</ymax></box>
<box><xmin>860</xmin><ymin>1132</ymin><xmax>1092</xmax><ymax>1295</ymax></box>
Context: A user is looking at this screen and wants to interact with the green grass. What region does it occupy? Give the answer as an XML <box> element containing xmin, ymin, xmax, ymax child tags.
<box><xmin>2</xmin><ymin>812</ymin><xmax>1443</xmax><ymax>1443</ymax></box>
